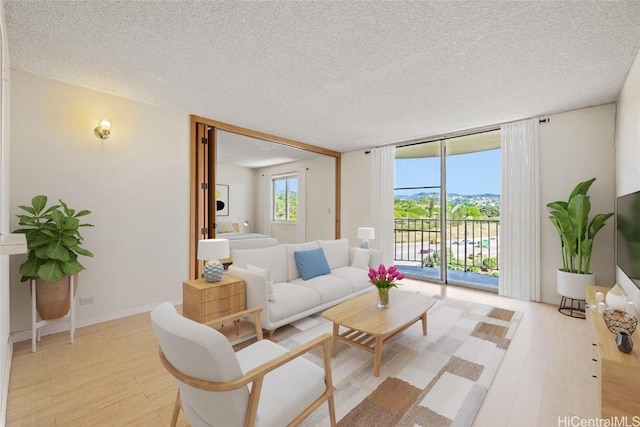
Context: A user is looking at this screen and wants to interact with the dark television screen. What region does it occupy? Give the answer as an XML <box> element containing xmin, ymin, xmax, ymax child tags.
<box><xmin>617</xmin><ymin>190</ymin><xmax>640</xmax><ymax>290</ymax></box>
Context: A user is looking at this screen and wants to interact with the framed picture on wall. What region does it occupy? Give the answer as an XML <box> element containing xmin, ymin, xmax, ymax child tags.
<box><xmin>216</xmin><ymin>184</ymin><xmax>229</xmax><ymax>216</ymax></box>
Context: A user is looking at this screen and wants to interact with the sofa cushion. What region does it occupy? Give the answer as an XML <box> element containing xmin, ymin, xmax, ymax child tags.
<box><xmin>317</xmin><ymin>238</ymin><xmax>350</xmax><ymax>270</ymax></box>
<box><xmin>331</xmin><ymin>266</ymin><xmax>374</xmax><ymax>292</ymax></box>
<box><xmin>232</xmin><ymin>244</ymin><xmax>288</xmax><ymax>284</ymax></box>
<box><xmin>351</xmin><ymin>248</ymin><xmax>372</xmax><ymax>269</ymax></box>
<box><xmin>268</xmin><ymin>283</ymin><xmax>322</xmax><ymax>323</ymax></box>
<box><xmin>246</xmin><ymin>263</ymin><xmax>276</xmax><ymax>301</ymax></box>
<box><xmin>291</xmin><ymin>275</ymin><xmax>354</xmax><ymax>304</ymax></box>
<box><xmin>294</xmin><ymin>248</ymin><xmax>331</xmax><ymax>280</ymax></box>
<box><xmin>285</xmin><ymin>242</ymin><xmax>320</xmax><ymax>281</ymax></box>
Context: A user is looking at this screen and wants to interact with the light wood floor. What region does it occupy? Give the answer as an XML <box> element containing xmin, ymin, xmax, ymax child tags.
<box><xmin>6</xmin><ymin>278</ymin><xmax>598</xmax><ymax>426</ymax></box>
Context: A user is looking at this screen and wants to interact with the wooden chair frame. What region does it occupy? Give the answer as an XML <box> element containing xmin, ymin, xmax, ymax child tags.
<box><xmin>159</xmin><ymin>307</ymin><xmax>336</xmax><ymax>427</ymax></box>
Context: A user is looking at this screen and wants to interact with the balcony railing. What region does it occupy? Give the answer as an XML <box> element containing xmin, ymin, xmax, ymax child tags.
<box><xmin>394</xmin><ymin>218</ymin><xmax>500</xmax><ymax>276</ymax></box>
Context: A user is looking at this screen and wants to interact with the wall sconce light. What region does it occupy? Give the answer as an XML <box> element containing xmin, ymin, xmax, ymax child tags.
<box><xmin>94</xmin><ymin>119</ymin><xmax>113</xmax><ymax>140</ymax></box>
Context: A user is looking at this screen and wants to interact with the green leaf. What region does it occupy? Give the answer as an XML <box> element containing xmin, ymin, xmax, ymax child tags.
<box><xmin>588</xmin><ymin>212</ymin><xmax>614</xmax><ymax>240</ymax></box>
<box><xmin>581</xmin><ymin>239</ymin><xmax>593</xmax><ymax>255</ymax></box>
<box><xmin>569</xmin><ymin>178</ymin><xmax>595</xmax><ymax>199</ymax></box>
<box><xmin>38</xmin><ymin>261</ymin><xmax>64</xmax><ymax>283</ymax></box>
<box><xmin>17</xmin><ymin>205</ymin><xmax>36</xmax><ymax>215</ymax></box>
<box><xmin>46</xmin><ymin>240</ymin><xmax>71</xmax><ymax>261</ymax></box>
<box><xmin>61</xmin><ymin>235</ymin><xmax>78</xmax><ymax>247</ymax></box>
<box><xmin>63</xmin><ymin>217</ymin><xmax>79</xmax><ymax>231</ymax></box>
<box><xmin>546</xmin><ymin>201</ymin><xmax>568</xmax><ymax>211</ymax></box>
<box><xmin>72</xmin><ymin>246</ymin><xmax>94</xmax><ymax>257</ymax></box>
<box><xmin>49</xmin><ymin>210</ymin><xmax>65</xmax><ymax>227</ymax></box>
<box><xmin>567</xmin><ymin>195</ymin><xmax>590</xmax><ymax>240</ymax></box>
<box><xmin>60</xmin><ymin>258</ymin><xmax>84</xmax><ymax>275</ymax></box>
<box><xmin>31</xmin><ymin>195</ymin><xmax>48</xmax><ymax>214</ymax></box>
<box><xmin>18</xmin><ymin>254</ymin><xmax>42</xmax><ymax>279</ymax></box>
<box><xmin>74</xmin><ymin>209</ymin><xmax>91</xmax><ymax>218</ymax></box>
<box><xmin>550</xmin><ymin>210</ymin><xmax>577</xmax><ymax>256</ymax></box>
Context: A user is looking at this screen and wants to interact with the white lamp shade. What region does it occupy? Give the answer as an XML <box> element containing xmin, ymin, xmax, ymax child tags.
<box><xmin>357</xmin><ymin>227</ymin><xmax>375</xmax><ymax>240</ymax></box>
<box><xmin>197</xmin><ymin>238</ymin><xmax>230</xmax><ymax>260</ymax></box>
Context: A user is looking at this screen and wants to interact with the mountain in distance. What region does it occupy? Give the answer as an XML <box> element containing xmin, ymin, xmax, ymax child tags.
<box><xmin>395</xmin><ymin>191</ymin><xmax>500</xmax><ymax>201</ymax></box>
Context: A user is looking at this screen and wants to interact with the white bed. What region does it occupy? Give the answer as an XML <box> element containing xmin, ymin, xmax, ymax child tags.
<box><xmin>223</xmin><ymin>232</ymin><xmax>280</xmax><ymax>251</ymax></box>
<box><xmin>216</xmin><ymin>221</ymin><xmax>279</xmax><ymax>263</ymax></box>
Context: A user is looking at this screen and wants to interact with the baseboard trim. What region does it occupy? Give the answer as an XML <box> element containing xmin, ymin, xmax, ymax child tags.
<box><xmin>0</xmin><ymin>337</ymin><xmax>12</xmax><ymax>427</ymax></box>
<box><xmin>10</xmin><ymin>297</ymin><xmax>182</xmax><ymax>345</ymax></box>
<box><xmin>541</xmin><ymin>295</ymin><xmax>562</xmax><ymax>306</ymax></box>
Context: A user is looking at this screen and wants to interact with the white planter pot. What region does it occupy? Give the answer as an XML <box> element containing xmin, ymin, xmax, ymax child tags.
<box><xmin>557</xmin><ymin>270</ymin><xmax>595</xmax><ymax>300</ymax></box>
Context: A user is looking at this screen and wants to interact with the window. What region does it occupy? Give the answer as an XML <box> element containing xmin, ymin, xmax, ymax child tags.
<box><xmin>273</xmin><ymin>174</ymin><xmax>297</xmax><ymax>221</ymax></box>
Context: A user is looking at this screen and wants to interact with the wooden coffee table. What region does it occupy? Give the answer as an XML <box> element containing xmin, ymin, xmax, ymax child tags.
<box><xmin>322</xmin><ymin>289</ymin><xmax>436</xmax><ymax>377</ymax></box>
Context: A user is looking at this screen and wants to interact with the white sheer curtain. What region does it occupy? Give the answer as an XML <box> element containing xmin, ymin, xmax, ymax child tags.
<box><xmin>499</xmin><ymin>119</ymin><xmax>540</xmax><ymax>301</ymax></box>
<box><xmin>296</xmin><ymin>168</ymin><xmax>306</xmax><ymax>243</ymax></box>
<box><xmin>370</xmin><ymin>146</ymin><xmax>396</xmax><ymax>266</ymax></box>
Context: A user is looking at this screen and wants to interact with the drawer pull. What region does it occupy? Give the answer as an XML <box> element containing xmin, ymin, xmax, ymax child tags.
<box><xmin>592</xmin><ymin>375</ymin><xmax>598</xmax><ymax>378</ymax></box>
<box><xmin>592</xmin><ymin>358</ymin><xmax>598</xmax><ymax>362</ymax></box>
<box><xmin>592</xmin><ymin>343</ymin><xmax>597</xmax><ymax>346</ymax></box>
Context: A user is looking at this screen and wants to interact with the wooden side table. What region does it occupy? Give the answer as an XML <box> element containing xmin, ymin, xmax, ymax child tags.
<box><xmin>585</xmin><ymin>285</ymin><xmax>640</xmax><ymax>418</ymax></box>
<box><xmin>183</xmin><ymin>274</ymin><xmax>245</xmax><ymax>324</ymax></box>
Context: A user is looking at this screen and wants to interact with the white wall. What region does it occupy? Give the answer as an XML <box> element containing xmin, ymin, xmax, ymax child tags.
<box><xmin>256</xmin><ymin>155</ymin><xmax>336</xmax><ymax>243</ymax></box>
<box><xmin>0</xmin><ymin>1</ymin><xmax>10</xmax><ymax>422</ymax></box>
<box><xmin>340</xmin><ymin>150</ymin><xmax>373</xmax><ymax>247</ymax></box>
<box><xmin>615</xmin><ymin>50</ymin><xmax>640</xmax><ymax>310</ymax></box>
<box><xmin>539</xmin><ymin>104</ymin><xmax>617</xmax><ymax>304</ymax></box>
<box><xmin>9</xmin><ymin>71</ymin><xmax>190</xmax><ymax>337</ymax></box>
<box><xmin>340</xmin><ymin>105</ymin><xmax>617</xmax><ymax>303</ymax></box>
<box><xmin>216</xmin><ymin>163</ymin><xmax>256</xmax><ymax>232</ymax></box>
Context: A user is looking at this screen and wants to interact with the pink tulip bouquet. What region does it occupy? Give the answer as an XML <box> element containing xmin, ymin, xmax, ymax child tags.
<box><xmin>368</xmin><ymin>264</ymin><xmax>405</xmax><ymax>290</ymax></box>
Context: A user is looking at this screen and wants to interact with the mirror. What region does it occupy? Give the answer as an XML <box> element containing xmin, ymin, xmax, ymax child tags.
<box><xmin>189</xmin><ymin>115</ymin><xmax>341</xmax><ymax>278</ymax></box>
<box><xmin>215</xmin><ymin>129</ymin><xmax>337</xmax><ymax>244</ymax></box>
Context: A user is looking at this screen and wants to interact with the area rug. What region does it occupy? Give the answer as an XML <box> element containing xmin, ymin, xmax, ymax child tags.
<box><xmin>237</xmin><ymin>293</ymin><xmax>522</xmax><ymax>427</ymax></box>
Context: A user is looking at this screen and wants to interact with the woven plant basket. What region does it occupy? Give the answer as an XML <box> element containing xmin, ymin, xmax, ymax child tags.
<box><xmin>34</xmin><ymin>275</ymin><xmax>78</xmax><ymax>320</ymax></box>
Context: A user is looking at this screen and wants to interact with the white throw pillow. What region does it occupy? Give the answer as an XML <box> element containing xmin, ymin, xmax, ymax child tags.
<box><xmin>217</xmin><ymin>221</ymin><xmax>235</xmax><ymax>233</ymax></box>
<box><xmin>233</xmin><ymin>245</ymin><xmax>288</xmax><ymax>284</ymax></box>
<box><xmin>246</xmin><ymin>263</ymin><xmax>276</xmax><ymax>301</ymax></box>
<box><xmin>351</xmin><ymin>248</ymin><xmax>372</xmax><ymax>270</ymax></box>
<box><xmin>317</xmin><ymin>238</ymin><xmax>350</xmax><ymax>270</ymax></box>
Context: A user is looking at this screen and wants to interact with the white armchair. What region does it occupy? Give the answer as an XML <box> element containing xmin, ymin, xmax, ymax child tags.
<box><xmin>151</xmin><ymin>303</ymin><xmax>336</xmax><ymax>427</ymax></box>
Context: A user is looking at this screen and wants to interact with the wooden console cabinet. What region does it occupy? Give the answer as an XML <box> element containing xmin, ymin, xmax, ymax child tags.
<box><xmin>183</xmin><ymin>275</ymin><xmax>245</xmax><ymax>323</ymax></box>
<box><xmin>585</xmin><ymin>285</ymin><xmax>640</xmax><ymax>418</ymax></box>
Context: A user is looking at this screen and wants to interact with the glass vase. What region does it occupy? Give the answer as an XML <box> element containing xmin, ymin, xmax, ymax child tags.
<box><xmin>377</xmin><ymin>288</ymin><xmax>390</xmax><ymax>309</ymax></box>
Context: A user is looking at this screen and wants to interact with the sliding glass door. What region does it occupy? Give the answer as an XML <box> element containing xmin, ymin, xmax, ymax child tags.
<box><xmin>394</xmin><ymin>140</ymin><xmax>445</xmax><ymax>282</ymax></box>
<box><xmin>394</xmin><ymin>130</ymin><xmax>501</xmax><ymax>291</ymax></box>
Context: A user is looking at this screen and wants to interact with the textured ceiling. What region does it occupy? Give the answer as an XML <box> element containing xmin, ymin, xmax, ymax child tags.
<box><xmin>216</xmin><ymin>130</ymin><xmax>318</xmax><ymax>168</ymax></box>
<box><xmin>5</xmin><ymin>1</ymin><xmax>640</xmax><ymax>154</ymax></box>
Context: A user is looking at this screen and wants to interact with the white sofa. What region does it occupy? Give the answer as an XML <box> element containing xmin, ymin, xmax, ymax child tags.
<box><xmin>228</xmin><ymin>238</ymin><xmax>382</xmax><ymax>335</ymax></box>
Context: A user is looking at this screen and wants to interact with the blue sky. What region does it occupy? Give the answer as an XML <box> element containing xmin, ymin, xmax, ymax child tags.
<box><xmin>395</xmin><ymin>148</ymin><xmax>501</xmax><ymax>195</ymax></box>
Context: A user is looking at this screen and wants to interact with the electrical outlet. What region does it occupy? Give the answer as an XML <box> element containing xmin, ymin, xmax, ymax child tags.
<box><xmin>79</xmin><ymin>297</ymin><xmax>94</xmax><ymax>305</ymax></box>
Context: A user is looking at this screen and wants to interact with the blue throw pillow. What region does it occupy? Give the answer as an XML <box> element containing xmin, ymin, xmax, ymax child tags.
<box><xmin>294</xmin><ymin>248</ymin><xmax>331</xmax><ymax>280</ymax></box>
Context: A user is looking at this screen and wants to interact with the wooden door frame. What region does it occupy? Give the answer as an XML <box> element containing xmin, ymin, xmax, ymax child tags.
<box><xmin>189</xmin><ymin>115</ymin><xmax>341</xmax><ymax>279</ymax></box>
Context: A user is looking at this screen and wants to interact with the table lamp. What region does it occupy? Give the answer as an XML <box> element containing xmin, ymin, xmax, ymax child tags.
<box><xmin>357</xmin><ymin>227</ymin><xmax>375</xmax><ymax>249</ymax></box>
<box><xmin>243</xmin><ymin>220</ymin><xmax>251</xmax><ymax>233</ymax></box>
<box><xmin>197</xmin><ymin>238</ymin><xmax>230</xmax><ymax>282</ymax></box>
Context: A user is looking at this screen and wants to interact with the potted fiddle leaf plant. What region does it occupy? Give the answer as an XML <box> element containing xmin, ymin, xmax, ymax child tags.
<box><xmin>14</xmin><ymin>195</ymin><xmax>94</xmax><ymax>320</ymax></box>
<box><xmin>547</xmin><ymin>178</ymin><xmax>613</xmax><ymax>308</ymax></box>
